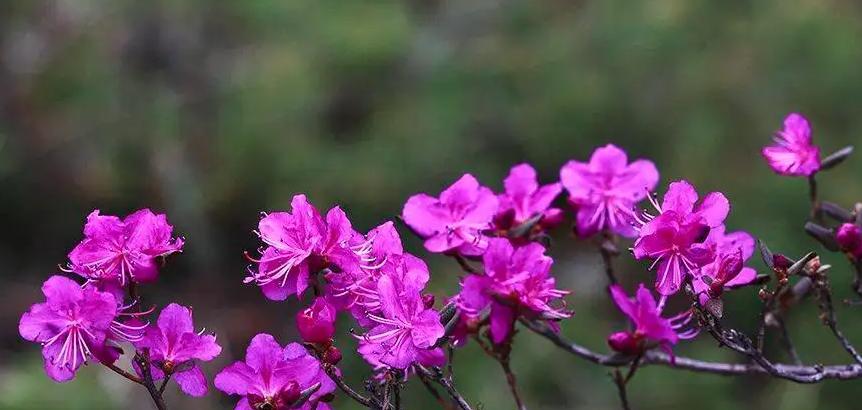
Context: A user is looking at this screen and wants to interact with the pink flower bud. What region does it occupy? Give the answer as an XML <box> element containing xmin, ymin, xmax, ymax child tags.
<box><xmin>422</xmin><ymin>293</ymin><xmax>436</xmax><ymax>309</ymax></box>
<box><xmin>539</xmin><ymin>208</ymin><xmax>565</xmax><ymax>230</ymax></box>
<box><xmin>296</xmin><ymin>297</ymin><xmax>336</xmax><ymax>344</ymax></box>
<box><xmin>772</xmin><ymin>253</ymin><xmax>793</xmax><ymax>270</ymax></box>
<box><xmin>323</xmin><ymin>345</ymin><xmax>342</xmax><ymax>365</ymax></box>
<box><xmin>607</xmin><ymin>331</ymin><xmax>641</xmax><ymax>355</ymax></box>
<box><xmin>279</xmin><ymin>381</ymin><xmax>301</xmax><ymax>406</ymax></box>
<box><xmin>836</xmin><ymin>223</ymin><xmax>862</xmax><ymax>254</ymax></box>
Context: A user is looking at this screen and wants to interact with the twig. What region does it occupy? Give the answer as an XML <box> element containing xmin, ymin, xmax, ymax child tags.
<box><xmin>520</xmin><ymin>318</ymin><xmax>862</xmax><ymax>383</ymax></box>
<box><xmin>776</xmin><ymin>316</ymin><xmax>803</xmax><ymax>365</ymax></box>
<box><xmin>323</xmin><ymin>364</ymin><xmax>374</xmax><ymax>408</ymax></box>
<box><xmin>417</xmin><ymin>366</ymin><xmax>474</xmax><ymax>410</ymax></box>
<box><xmin>810</xmin><ymin>271</ymin><xmax>862</xmax><ymax>365</ymax></box>
<box><xmin>611</xmin><ymin>369</ymin><xmax>631</xmax><ymax>410</ymax></box>
<box><xmin>417</xmin><ymin>371</ymin><xmax>454</xmax><ymax>410</ymax></box>
<box><xmin>809</xmin><ymin>174</ymin><xmax>821</xmax><ymax>222</ymax></box>
<box><xmin>103</xmin><ymin>362</ymin><xmax>143</xmax><ymax>385</ymax></box>
<box><xmin>500</xmin><ymin>357</ymin><xmax>527</xmax><ymax>410</ymax></box>
<box><xmin>599</xmin><ymin>233</ymin><xmax>620</xmax><ymax>285</ymax></box>
<box><xmin>158</xmin><ymin>374</ymin><xmax>172</xmax><ymax>395</ymax></box>
<box><xmin>452</xmin><ymin>254</ymin><xmax>480</xmax><ymax>274</ymax></box>
<box><xmin>135</xmin><ymin>351</ymin><xmax>168</xmax><ymax>410</ymax></box>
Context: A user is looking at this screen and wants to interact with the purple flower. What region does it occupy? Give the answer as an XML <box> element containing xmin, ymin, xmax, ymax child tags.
<box><xmin>357</xmin><ymin>272</ymin><xmax>444</xmax><ymax>369</ymax></box>
<box><xmin>215</xmin><ymin>333</ymin><xmax>335</xmax><ymax>410</ymax></box>
<box><xmin>837</xmin><ymin>223</ymin><xmax>862</xmax><ymax>259</ymax></box>
<box><xmin>560</xmin><ymin>144</ymin><xmax>659</xmax><ymax>238</ymax></box>
<box><xmin>246</xmin><ymin>194</ymin><xmax>360</xmax><ymax>301</ymax></box>
<box><xmin>692</xmin><ymin>226</ymin><xmax>757</xmax><ymax>305</ymax></box>
<box><xmin>456</xmin><ymin>238</ymin><xmax>571</xmax><ymax>344</ymax></box>
<box><xmin>135</xmin><ymin>303</ymin><xmax>222</xmax><ymax>397</ymax></box>
<box><xmin>19</xmin><ymin>276</ymin><xmax>118</xmax><ymax>382</ymax></box>
<box><xmin>402</xmin><ymin>174</ymin><xmax>498</xmax><ymax>256</ymax></box>
<box><xmin>494</xmin><ymin>163</ymin><xmax>563</xmax><ymax>231</ymax></box>
<box><xmin>633</xmin><ymin>180</ymin><xmax>729</xmax><ymax>295</ymax></box>
<box><xmin>607</xmin><ymin>284</ymin><xmax>678</xmax><ymax>355</ymax></box>
<box><xmin>296</xmin><ymin>297</ymin><xmax>337</xmax><ymax>344</ymax></box>
<box><xmin>762</xmin><ymin>113</ymin><xmax>821</xmax><ymax>177</ymax></box>
<box><xmin>67</xmin><ymin>209</ymin><xmax>184</xmax><ymax>285</ymax></box>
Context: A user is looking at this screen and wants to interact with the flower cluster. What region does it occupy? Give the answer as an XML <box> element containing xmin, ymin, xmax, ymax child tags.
<box><xmin>20</xmin><ymin>209</ymin><xmax>221</xmax><ymax>397</ymax></box>
<box><xmin>23</xmin><ymin>111</ymin><xmax>860</xmax><ymax>409</ymax></box>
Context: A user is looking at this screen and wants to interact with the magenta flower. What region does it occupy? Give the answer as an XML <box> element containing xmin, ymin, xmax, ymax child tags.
<box><xmin>607</xmin><ymin>284</ymin><xmax>678</xmax><ymax>355</ymax></box>
<box><xmin>19</xmin><ymin>276</ymin><xmax>119</xmax><ymax>382</ymax></box>
<box><xmin>67</xmin><ymin>209</ymin><xmax>184</xmax><ymax>285</ymax></box>
<box><xmin>762</xmin><ymin>113</ymin><xmax>821</xmax><ymax>177</ymax></box>
<box><xmin>215</xmin><ymin>333</ymin><xmax>335</xmax><ymax>410</ymax></box>
<box><xmin>246</xmin><ymin>194</ymin><xmax>360</xmax><ymax>301</ymax></box>
<box><xmin>402</xmin><ymin>174</ymin><xmax>498</xmax><ymax>256</ymax></box>
<box><xmin>494</xmin><ymin>163</ymin><xmax>563</xmax><ymax>231</ymax></box>
<box><xmin>633</xmin><ymin>180</ymin><xmax>729</xmax><ymax>295</ymax></box>
<box><xmin>560</xmin><ymin>144</ymin><xmax>659</xmax><ymax>238</ymax></box>
<box><xmin>296</xmin><ymin>297</ymin><xmax>337</xmax><ymax>344</ymax></box>
<box><xmin>836</xmin><ymin>223</ymin><xmax>862</xmax><ymax>259</ymax></box>
<box><xmin>135</xmin><ymin>303</ymin><xmax>221</xmax><ymax>397</ymax></box>
<box><xmin>357</xmin><ymin>272</ymin><xmax>444</xmax><ymax>369</ymax></box>
<box><xmin>692</xmin><ymin>226</ymin><xmax>757</xmax><ymax>304</ymax></box>
<box><xmin>456</xmin><ymin>238</ymin><xmax>571</xmax><ymax>344</ymax></box>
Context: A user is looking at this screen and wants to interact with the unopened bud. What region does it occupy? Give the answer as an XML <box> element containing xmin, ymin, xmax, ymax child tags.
<box><xmin>607</xmin><ymin>331</ymin><xmax>641</xmax><ymax>356</ymax></box>
<box><xmin>772</xmin><ymin>254</ymin><xmax>793</xmax><ymax>271</ymax></box>
<box><xmin>836</xmin><ymin>223</ymin><xmax>862</xmax><ymax>254</ymax></box>
<box><xmin>539</xmin><ymin>209</ymin><xmax>565</xmax><ymax>230</ymax></box>
<box><xmin>422</xmin><ymin>293</ymin><xmax>436</xmax><ymax>309</ymax></box>
<box><xmin>296</xmin><ymin>297</ymin><xmax>336</xmax><ymax>344</ymax></box>
<box><xmin>322</xmin><ymin>346</ymin><xmax>342</xmax><ymax>365</ymax></box>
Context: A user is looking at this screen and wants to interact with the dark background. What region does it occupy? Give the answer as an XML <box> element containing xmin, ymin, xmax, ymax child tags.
<box><xmin>2</xmin><ymin>1</ymin><xmax>862</xmax><ymax>409</ymax></box>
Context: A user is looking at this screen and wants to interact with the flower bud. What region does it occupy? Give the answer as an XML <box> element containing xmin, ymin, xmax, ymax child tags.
<box><xmin>607</xmin><ymin>331</ymin><xmax>641</xmax><ymax>355</ymax></box>
<box><xmin>279</xmin><ymin>381</ymin><xmax>301</xmax><ymax>407</ymax></box>
<box><xmin>539</xmin><ymin>209</ymin><xmax>565</xmax><ymax>230</ymax></box>
<box><xmin>296</xmin><ymin>297</ymin><xmax>336</xmax><ymax>344</ymax></box>
<box><xmin>323</xmin><ymin>345</ymin><xmax>342</xmax><ymax>365</ymax></box>
<box><xmin>422</xmin><ymin>293</ymin><xmax>436</xmax><ymax>309</ymax></box>
<box><xmin>772</xmin><ymin>254</ymin><xmax>793</xmax><ymax>271</ymax></box>
<box><xmin>836</xmin><ymin>223</ymin><xmax>862</xmax><ymax>253</ymax></box>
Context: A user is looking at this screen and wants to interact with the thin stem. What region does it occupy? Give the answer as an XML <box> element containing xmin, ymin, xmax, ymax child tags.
<box><xmin>776</xmin><ymin>316</ymin><xmax>802</xmax><ymax>365</ymax></box>
<box><xmin>452</xmin><ymin>254</ymin><xmax>480</xmax><ymax>274</ymax></box>
<box><xmin>500</xmin><ymin>358</ymin><xmax>527</xmax><ymax>410</ymax></box>
<box><xmin>135</xmin><ymin>351</ymin><xmax>167</xmax><ymax>410</ymax></box>
<box><xmin>599</xmin><ymin>233</ymin><xmax>619</xmax><ymax>285</ymax></box>
<box><xmin>520</xmin><ymin>318</ymin><xmax>862</xmax><ymax>383</ymax></box>
<box><xmin>809</xmin><ymin>174</ymin><xmax>821</xmax><ymax>222</ymax></box>
<box><xmin>158</xmin><ymin>374</ymin><xmax>172</xmax><ymax>395</ymax></box>
<box><xmin>811</xmin><ymin>272</ymin><xmax>862</xmax><ymax>365</ymax></box>
<box><xmin>612</xmin><ymin>369</ymin><xmax>631</xmax><ymax>410</ymax></box>
<box><xmin>103</xmin><ymin>362</ymin><xmax>143</xmax><ymax>385</ymax></box>
<box><xmin>417</xmin><ymin>371</ymin><xmax>454</xmax><ymax>410</ymax></box>
<box><xmin>323</xmin><ymin>364</ymin><xmax>374</xmax><ymax>407</ymax></box>
<box><xmin>417</xmin><ymin>366</ymin><xmax>474</xmax><ymax>410</ymax></box>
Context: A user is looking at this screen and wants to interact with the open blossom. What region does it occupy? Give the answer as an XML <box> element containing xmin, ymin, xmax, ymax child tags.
<box><xmin>633</xmin><ymin>180</ymin><xmax>729</xmax><ymax>295</ymax></box>
<box><xmin>357</xmin><ymin>272</ymin><xmax>444</xmax><ymax>369</ymax></box>
<box><xmin>692</xmin><ymin>226</ymin><xmax>757</xmax><ymax>305</ymax></box>
<box><xmin>762</xmin><ymin>113</ymin><xmax>821</xmax><ymax>177</ymax></box>
<box><xmin>402</xmin><ymin>174</ymin><xmax>498</xmax><ymax>256</ymax></box>
<box><xmin>494</xmin><ymin>163</ymin><xmax>563</xmax><ymax>232</ymax></box>
<box><xmin>19</xmin><ymin>276</ymin><xmax>119</xmax><ymax>382</ymax></box>
<box><xmin>246</xmin><ymin>194</ymin><xmax>360</xmax><ymax>301</ymax></box>
<box><xmin>456</xmin><ymin>238</ymin><xmax>571</xmax><ymax>344</ymax></box>
<box><xmin>560</xmin><ymin>144</ymin><xmax>659</xmax><ymax>238</ymax></box>
<box><xmin>67</xmin><ymin>209</ymin><xmax>184</xmax><ymax>285</ymax></box>
<box><xmin>607</xmin><ymin>284</ymin><xmax>679</xmax><ymax>356</ymax></box>
<box><xmin>135</xmin><ymin>304</ymin><xmax>221</xmax><ymax>397</ymax></box>
<box><xmin>215</xmin><ymin>334</ymin><xmax>335</xmax><ymax>410</ymax></box>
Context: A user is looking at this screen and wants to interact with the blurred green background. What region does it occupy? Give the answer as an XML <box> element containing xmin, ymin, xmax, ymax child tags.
<box><xmin>2</xmin><ymin>0</ymin><xmax>862</xmax><ymax>409</ymax></box>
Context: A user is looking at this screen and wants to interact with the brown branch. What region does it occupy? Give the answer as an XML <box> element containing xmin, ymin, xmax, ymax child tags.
<box><xmin>520</xmin><ymin>318</ymin><xmax>862</xmax><ymax>383</ymax></box>
<box><xmin>103</xmin><ymin>362</ymin><xmax>143</xmax><ymax>385</ymax></box>
<box><xmin>134</xmin><ymin>351</ymin><xmax>168</xmax><ymax>410</ymax></box>
<box><xmin>416</xmin><ymin>366</ymin><xmax>474</xmax><ymax>410</ymax></box>
<box><xmin>322</xmin><ymin>364</ymin><xmax>374</xmax><ymax>408</ymax></box>
<box><xmin>599</xmin><ymin>233</ymin><xmax>620</xmax><ymax>286</ymax></box>
<box><xmin>611</xmin><ymin>369</ymin><xmax>631</xmax><ymax>410</ymax></box>
<box><xmin>810</xmin><ymin>270</ymin><xmax>862</xmax><ymax>365</ymax></box>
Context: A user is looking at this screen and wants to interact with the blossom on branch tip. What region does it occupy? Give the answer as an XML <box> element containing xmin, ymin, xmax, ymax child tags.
<box><xmin>608</xmin><ymin>284</ymin><xmax>679</xmax><ymax>356</ymax></box>
<box><xmin>215</xmin><ymin>333</ymin><xmax>335</xmax><ymax>410</ymax></box>
<box><xmin>494</xmin><ymin>163</ymin><xmax>563</xmax><ymax>233</ymax></box>
<box><xmin>633</xmin><ymin>180</ymin><xmax>729</xmax><ymax>295</ymax></box>
<box><xmin>135</xmin><ymin>303</ymin><xmax>221</xmax><ymax>397</ymax></box>
<box><xmin>246</xmin><ymin>194</ymin><xmax>360</xmax><ymax>301</ymax></box>
<box><xmin>19</xmin><ymin>276</ymin><xmax>119</xmax><ymax>382</ymax></box>
<box><xmin>402</xmin><ymin>174</ymin><xmax>498</xmax><ymax>256</ymax></box>
<box><xmin>692</xmin><ymin>226</ymin><xmax>757</xmax><ymax>305</ymax></box>
<box><xmin>455</xmin><ymin>238</ymin><xmax>571</xmax><ymax>344</ymax></box>
<box><xmin>67</xmin><ymin>209</ymin><xmax>184</xmax><ymax>286</ymax></box>
<box><xmin>560</xmin><ymin>144</ymin><xmax>659</xmax><ymax>238</ymax></box>
<box><xmin>762</xmin><ymin>113</ymin><xmax>821</xmax><ymax>177</ymax></box>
